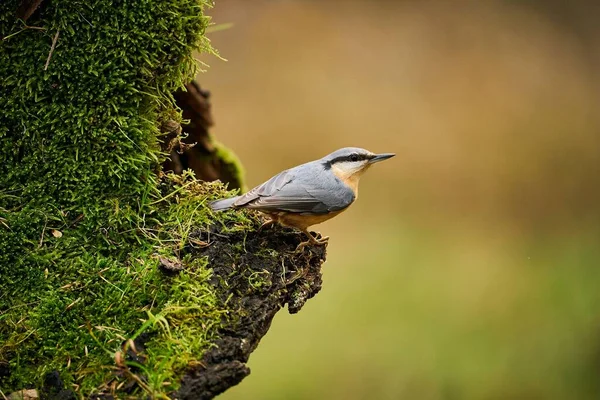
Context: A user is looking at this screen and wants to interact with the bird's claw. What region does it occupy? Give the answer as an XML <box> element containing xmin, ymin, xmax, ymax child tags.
<box><xmin>257</xmin><ymin>219</ymin><xmax>275</xmax><ymax>232</ymax></box>
<box><xmin>315</xmin><ymin>235</ymin><xmax>329</xmax><ymax>245</ymax></box>
<box><xmin>294</xmin><ymin>233</ymin><xmax>329</xmax><ymax>253</ymax></box>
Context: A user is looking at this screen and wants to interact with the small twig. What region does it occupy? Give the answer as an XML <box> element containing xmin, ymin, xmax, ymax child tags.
<box><xmin>0</xmin><ymin>388</ymin><xmax>8</xmax><ymax>400</ymax></box>
<box><xmin>65</xmin><ymin>297</ymin><xmax>82</xmax><ymax>310</ymax></box>
<box><xmin>44</xmin><ymin>29</ymin><xmax>59</xmax><ymax>70</ymax></box>
<box><xmin>38</xmin><ymin>216</ymin><xmax>48</xmax><ymax>248</ymax></box>
<box><xmin>77</xmin><ymin>11</ymin><xmax>94</xmax><ymax>27</ymax></box>
<box><xmin>149</xmin><ymin>180</ymin><xmax>196</xmax><ymax>205</ymax></box>
<box><xmin>2</xmin><ymin>17</ymin><xmax>47</xmax><ymax>41</ymax></box>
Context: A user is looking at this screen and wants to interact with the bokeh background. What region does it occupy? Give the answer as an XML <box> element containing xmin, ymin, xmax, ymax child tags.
<box><xmin>197</xmin><ymin>1</ymin><xmax>600</xmax><ymax>399</ymax></box>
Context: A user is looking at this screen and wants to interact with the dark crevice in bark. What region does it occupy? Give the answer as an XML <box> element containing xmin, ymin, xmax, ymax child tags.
<box><xmin>162</xmin><ymin>81</ymin><xmax>243</xmax><ymax>191</ymax></box>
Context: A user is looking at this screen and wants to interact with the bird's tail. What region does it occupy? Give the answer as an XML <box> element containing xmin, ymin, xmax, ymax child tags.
<box><xmin>210</xmin><ymin>196</ymin><xmax>240</xmax><ymax>211</ymax></box>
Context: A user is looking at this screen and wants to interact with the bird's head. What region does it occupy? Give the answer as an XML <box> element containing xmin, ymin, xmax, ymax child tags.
<box><xmin>323</xmin><ymin>147</ymin><xmax>395</xmax><ymax>191</ymax></box>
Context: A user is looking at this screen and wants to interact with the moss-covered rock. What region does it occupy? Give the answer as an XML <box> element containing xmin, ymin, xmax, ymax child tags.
<box><xmin>0</xmin><ymin>1</ymin><xmax>324</xmax><ymax>398</ymax></box>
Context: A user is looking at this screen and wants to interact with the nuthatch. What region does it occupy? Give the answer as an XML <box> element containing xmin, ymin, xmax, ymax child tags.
<box><xmin>210</xmin><ymin>147</ymin><xmax>395</xmax><ymax>251</ymax></box>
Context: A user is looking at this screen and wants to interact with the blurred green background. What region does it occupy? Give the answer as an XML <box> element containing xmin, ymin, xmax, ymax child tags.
<box><xmin>198</xmin><ymin>1</ymin><xmax>600</xmax><ymax>399</ymax></box>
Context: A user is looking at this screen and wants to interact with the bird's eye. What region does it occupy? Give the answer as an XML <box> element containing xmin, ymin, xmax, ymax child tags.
<box><xmin>350</xmin><ymin>153</ymin><xmax>359</xmax><ymax>162</ymax></box>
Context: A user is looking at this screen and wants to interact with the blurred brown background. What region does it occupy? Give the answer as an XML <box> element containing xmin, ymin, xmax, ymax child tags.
<box><xmin>197</xmin><ymin>1</ymin><xmax>600</xmax><ymax>399</ymax></box>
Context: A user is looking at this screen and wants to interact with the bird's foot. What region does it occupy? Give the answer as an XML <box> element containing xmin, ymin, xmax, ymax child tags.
<box><xmin>295</xmin><ymin>232</ymin><xmax>329</xmax><ymax>252</ymax></box>
<box><xmin>315</xmin><ymin>235</ymin><xmax>329</xmax><ymax>245</ymax></box>
<box><xmin>257</xmin><ymin>218</ymin><xmax>275</xmax><ymax>232</ymax></box>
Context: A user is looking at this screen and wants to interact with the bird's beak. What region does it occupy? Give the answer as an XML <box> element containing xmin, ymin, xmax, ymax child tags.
<box><xmin>368</xmin><ymin>153</ymin><xmax>395</xmax><ymax>164</ymax></box>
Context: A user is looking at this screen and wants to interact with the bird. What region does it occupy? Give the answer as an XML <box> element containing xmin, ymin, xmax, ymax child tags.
<box><xmin>210</xmin><ymin>147</ymin><xmax>395</xmax><ymax>251</ymax></box>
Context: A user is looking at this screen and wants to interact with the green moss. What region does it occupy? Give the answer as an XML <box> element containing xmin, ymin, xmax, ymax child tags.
<box><xmin>213</xmin><ymin>141</ymin><xmax>247</xmax><ymax>192</ymax></box>
<box><xmin>0</xmin><ymin>1</ymin><xmax>249</xmax><ymax>397</ymax></box>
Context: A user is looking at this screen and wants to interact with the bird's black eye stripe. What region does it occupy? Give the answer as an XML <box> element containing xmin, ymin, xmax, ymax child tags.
<box><xmin>329</xmin><ymin>153</ymin><xmax>372</xmax><ymax>164</ymax></box>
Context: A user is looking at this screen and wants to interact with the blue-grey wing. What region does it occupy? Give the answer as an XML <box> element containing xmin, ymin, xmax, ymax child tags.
<box><xmin>232</xmin><ymin>168</ymin><xmax>294</xmax><ymax>206</ymax></box>
<box><xmin>233</xmin><ymin>164</ymin><xmax>353</xmax><ymax>214</ymax></box>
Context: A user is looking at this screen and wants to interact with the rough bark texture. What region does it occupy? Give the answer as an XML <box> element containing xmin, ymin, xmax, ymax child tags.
<box><xmin>176</xmin><ymin>226</ymin><xmax>326</xmax><ymax>399</ymax></box>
